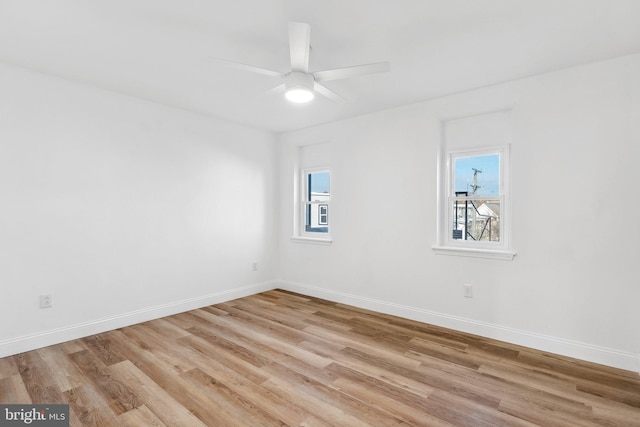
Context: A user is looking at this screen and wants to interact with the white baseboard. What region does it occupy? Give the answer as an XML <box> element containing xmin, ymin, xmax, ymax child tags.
<box><xmin>4</xmin><ymin>279</ymin><xmax>637</xmax><ymax>374</ymax></box>
<box><xmin>0</xmin><ymin>280</ymin><xmax>277</xmax><ymax>358</ymax></box>
<box><xmin>278</xmin><ymin>280</ymin><xmax>640</xmax><ymax>373</ymax></box>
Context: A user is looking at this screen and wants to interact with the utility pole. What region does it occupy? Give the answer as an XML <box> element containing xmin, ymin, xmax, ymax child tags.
<box><xmin>470</xmin><ymin>168</ymin><xmax>482</xmax><ymax>239</ymax></box>
<box><xmin>470</xmin><ymin>168</ymin><xmax>482</xmax><ymax>194</ymax></box>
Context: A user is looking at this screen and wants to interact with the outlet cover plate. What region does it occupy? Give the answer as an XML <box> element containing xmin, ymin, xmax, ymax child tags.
<box><xmin>463</xmin><ymin>284</ymin><xmax>473</xmax><ymax>298</ymax></box>
<box><xmin>40</xmin><ymin>294</ymin><xmax>53</xmax><ymax>308</ymax></box>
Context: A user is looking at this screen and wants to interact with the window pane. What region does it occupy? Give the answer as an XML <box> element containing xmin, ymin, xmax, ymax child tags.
<box><xmin>454</xmin><ymin>154</ymin><xmax>499</xmax><ymax>196</ymax></box>
<box><xmin>451</xmin><ymin>199</ymin><xmax>501</xmax><ymax>242</ymax></box>
<box><xmin>304</xmin><ymin>171</ymin><xmax>330</xmax><ymax>234</ymax></box>
<box><xmin>305</xmin><ymin>204</ymin><xmax>328</xmax><ymax>233</ymax></box>
<box><xmin>308</xmin><ymin>171</ymin><xmax>330</xmax><ymax>202</ymax></box>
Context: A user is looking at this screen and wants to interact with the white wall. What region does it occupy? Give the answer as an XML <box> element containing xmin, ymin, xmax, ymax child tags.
<box><xmin>278</xmin><ymin>54</ymin><xmax>640</xmax><ymax>372</ymax></box>
<box><xmin>0</xmin><ymin>63</ymin><xmax>278</xmax><ymax>355</ymax></box>
<box><xmin>1</xmin><ymin>53</ymin><xmax>638</xmax><ymax>373</ymax></box>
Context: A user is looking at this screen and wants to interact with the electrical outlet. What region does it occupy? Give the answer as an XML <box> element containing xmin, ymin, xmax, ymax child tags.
<box><xmin>40</xmin><ymin>294</ymin><xmax>53</xmax><ymax>308</ymax></box>
<box><xmin>463</xmin><ymin>284</ymin><xmax>473</xmax><ymax>298</ymax></box>
<box><xmin>251</xmin><ymin>261</ymin><xmax>258</xmax><ymax>271</ymax></box>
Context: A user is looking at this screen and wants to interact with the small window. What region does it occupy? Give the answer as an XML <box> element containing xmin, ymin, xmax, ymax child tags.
<box><xmin>451</xmin><ymin>153</ymin><xmax>501</xmax><ymax>243</ymax></box>
<box><xmin>302</xmin><ymin>169</ymin><xmax>330</xmax><ymax>235</ymax></box>
<box><xmin>435</xmin><ymin>145</ymin><xmax>514</xmax><ymax>259</ymax></box>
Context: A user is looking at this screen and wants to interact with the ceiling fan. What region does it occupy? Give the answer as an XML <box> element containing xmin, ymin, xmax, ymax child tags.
<box><xmin>214</xmin><ymin>22</ymin><xmax>390</xmax><ymax>103</ymax></box>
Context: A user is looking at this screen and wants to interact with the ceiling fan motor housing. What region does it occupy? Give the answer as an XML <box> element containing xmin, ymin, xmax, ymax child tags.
<box><xmin>285</xmin><ymin>72</ymin><xmax>315</xmax><ymax>91</ymax></box>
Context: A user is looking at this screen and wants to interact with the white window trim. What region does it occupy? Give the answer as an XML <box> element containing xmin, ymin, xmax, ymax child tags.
<box><xmin>292</xmin><ymin>167</ymin><xmax>332</xmax><ymax>244</ymax></box>
<box><xmin>433</xmin><ymin>144</ymin><xmax>515</xmax><ymax>260</ymax></box>
<box><xmin>290</xmin><ymin>236</ymin><xmax>333</xmax><ymax>245</ymax></box>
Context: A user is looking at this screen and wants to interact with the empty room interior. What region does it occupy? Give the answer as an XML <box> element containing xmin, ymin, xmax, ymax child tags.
<box><xmin>1</xmin><ymin>1</ymin><xmax>640</xmax><ymax>425</ymax></box>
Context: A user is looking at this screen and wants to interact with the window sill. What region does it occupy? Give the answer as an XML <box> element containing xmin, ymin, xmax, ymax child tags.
<box><xmin>432</xmin><ymin>246</ymin><xmax>516</xmax><ymax>261</ymax></box>
<box><xmin>291</xmin><ymin>236</ymin><xmax>333</xmax><ymax>245</ymax></box>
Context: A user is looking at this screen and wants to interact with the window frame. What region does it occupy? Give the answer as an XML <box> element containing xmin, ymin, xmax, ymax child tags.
<box><xmin>434</xmin><ymin>144</ymin><xmax>515</xmax><ymax>260</ymax></box>
<box><xmin>299</xmin><ymin>167</ymin><xmax>332</xmax><ymax>240</ymax></box>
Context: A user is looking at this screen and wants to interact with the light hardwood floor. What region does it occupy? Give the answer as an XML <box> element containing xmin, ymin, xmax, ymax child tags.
<box><xmin>1</xmin><ymin>289</ymin><xmax>639</xmax><ymax>426</ymax></box>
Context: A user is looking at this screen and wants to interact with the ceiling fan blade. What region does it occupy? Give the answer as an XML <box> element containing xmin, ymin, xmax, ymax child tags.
<box><xmin>211</xmin><ymin>58</ymin><xmax>284</xmax><ymax>78</ymax></box>
<box><xmin>288</xmin><ymin>22</ymin><xmax>311</xmax><ymax>73</ymax></box>
<box><xmin>313</xmin><ymin>82</ymin><xmax>346</xmax><ymax>103</ymax></box>
<box><xmin>314</xmin><ymin>61</ymin><xmax>390</xmax><ymax>82</ymax></box>
<box><xmin>264</xmin><ymin>83</ymin><xmax>286</xmax><ymax>96</ymax></box>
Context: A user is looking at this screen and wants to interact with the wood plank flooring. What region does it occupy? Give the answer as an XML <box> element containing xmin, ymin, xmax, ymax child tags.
<box><xmin>1</xmin><ymin>289</ymin><xmax>639</xmax><ymax>426</ymax></box>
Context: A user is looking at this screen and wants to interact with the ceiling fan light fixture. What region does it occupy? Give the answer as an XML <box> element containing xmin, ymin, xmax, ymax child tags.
<box><xmin>285</xmin><ymin>88</ymin><xmax>314</xmax><ymax>103</ymax></box>
<box><xmin>285</xmin><ymin>72</ymin><xmax>315</xmax><ymax>103</ymax></box>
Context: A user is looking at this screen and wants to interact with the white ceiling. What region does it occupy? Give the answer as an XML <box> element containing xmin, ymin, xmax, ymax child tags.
<box><xmin>1</xmin><ymin>0</ymin><xmax>639</xmax><ymax>133</ymax></box>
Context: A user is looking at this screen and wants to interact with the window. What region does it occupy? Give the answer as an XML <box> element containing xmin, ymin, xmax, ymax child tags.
<box><xmin>451</xmin><ymin>152</ymin><xmax>501</xmax><ymax>243</ymax></box>
<box><xmin>435</xmin><ymin>145</ymin><xmax>514</xmax><ymax>260</ymax></box>
<box><xmin>292</xmin><ymin>142</ymin><xmax>332</xmax><ymax>244</ymax></box>
<box><xmin>302</xmin><ymin>169</ymin><xmax>330</xmax><ymax>236</ymax></box>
